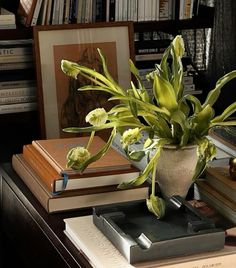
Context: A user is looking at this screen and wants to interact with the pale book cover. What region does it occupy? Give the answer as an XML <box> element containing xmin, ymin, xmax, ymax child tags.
<box><xmin>64</xmin><ymin>215</ymin><xmax>236</xmax><ymax>268</ymax></box>
<box><xmin>23</xmin><ymin>144</ymin><xmax>140</xmax><ymax>193</ymax></box>
<box><xmin>12</xmin><ymin>154</ymin><xmax>148</xmax><ymax>213</ymax></box>
<box><xmin>0</xmin><ymin>8</ymin><xmax>16</xmax><ymax>24</ymax></box>
<box><xmin>32</xmin><ymin>136</ymin><xmax>131</xmax><ymax>175</ymax></box>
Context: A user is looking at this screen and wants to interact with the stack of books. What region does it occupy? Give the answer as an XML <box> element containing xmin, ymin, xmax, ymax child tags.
<box><xmin>12</xmin><ymin>136</ymin><xmax>149</xmax><ymax>213</ymax></box>
<box><xmin>196</xmin><ymin>165</ymin><xmax>236</xmax><ymax>224</ymax></box>
<box><xmin>0</xmin><ymin>38</ymin><xmax>37</xmax><ymax>114</ymax></box>
<box><xmin>0</xmin><ymin>7</ymin><xmax>16</xmax><ymax>29</ymax></box>
<box><xmin>195</xmin><ymin>125</ymin><xmax>236</xmax><ymax>224</ymax></box>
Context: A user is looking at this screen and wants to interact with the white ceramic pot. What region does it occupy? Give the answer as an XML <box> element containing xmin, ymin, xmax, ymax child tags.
<box><xmin>155</xmin><ymin>144</ymin><xmax>198</xmax><ymax>199</ymax></box>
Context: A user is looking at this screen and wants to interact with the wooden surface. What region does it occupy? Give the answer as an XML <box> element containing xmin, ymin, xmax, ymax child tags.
<box><xmin>0</xmin><ymin>162</ymin><xmax>92</xmax><ymax>268</ymax></box>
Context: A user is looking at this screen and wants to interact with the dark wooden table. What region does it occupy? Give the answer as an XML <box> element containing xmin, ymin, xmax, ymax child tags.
<box><xmin>0</xmin><ymin>162</ymin><xmax>92</xmax><ymax>268</ymax></box>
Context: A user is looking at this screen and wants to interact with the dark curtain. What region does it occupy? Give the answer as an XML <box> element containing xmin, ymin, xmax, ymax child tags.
<box><xmin>207</xmin><ymin>0</ymin><xmax>236</xmax><ymax>115</ymax></box>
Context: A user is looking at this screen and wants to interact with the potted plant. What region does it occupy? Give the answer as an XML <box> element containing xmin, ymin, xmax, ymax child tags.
<box><xmin>61</xmin><ymin>35</ymin><xmax>236</xmax><ymax>218</ymax></box>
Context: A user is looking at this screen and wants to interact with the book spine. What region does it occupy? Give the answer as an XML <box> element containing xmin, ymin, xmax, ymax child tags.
<box><xmin>0</xmin><ymin>102</ymin><xmax>37</xmax><ymax>114</ymax></box>
<box><xmin>0</xmin><ymin>46</ymin><xmax>32</xmax><ymax>57</ymax></box>
<box><xmin>12</xmin><ymin>154</ymin><xmax>50</xmax><ymax>213</ymax></box>
<box><xmin>63</xmin><ymin>0</ymin><xmax>71</xmax><ymax>23</ymax></box>
<box><xmin>159</xmin><ymin>0</ymin><xmax>170</xmax><ymax>20</ymax></box>
<box><xmin>0</xmin><ymin>87</ymin><xmax>36</xmax><ymax>98</ymax></box>
<box><xmin>23</xmin><ymin>144</ymin><xmax>62</xmax><ymax>192</ymax></box>
<box><xmin>109</xmin><ymin>0</ymin><xmax>115</xmax><ymax>21</ymax></box>
<box><xmin>0</xmin><ymin>62</ymin><xmax>33</xmax><ymax>71</ymax></box>
<box><xmin>0</xmin><ymin>80</ymin><xmax>35</xmax><ymax>89</ymax></box>
<box><xmin>0</xmin><ymin>55</ymin><xmax>33</xmax><ymax>63</ymax></box>
<box><xmin>137</xmin><ymin>0</ymin><xmax>145</xmax><ymax>21</ymax></box>
<box><xmin>0</xmin><ymin>95</ymin><xmax>36</xmax><ymax>104</ymax></box>
<box><xmin>31</xmin><ymin>0</ymin><xmax>43</xmax><ymax>26</ymax></box>
<box><xmin>0</xmin><ymin>24</ymin><xmax>16</xmax><ymax>29</ymax></box>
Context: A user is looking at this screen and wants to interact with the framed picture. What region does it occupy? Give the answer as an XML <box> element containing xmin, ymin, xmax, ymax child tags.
<box><xmin>33</xmin><ymin>22</ymin><xmax>135</xmax><ymax>139</ymax></box>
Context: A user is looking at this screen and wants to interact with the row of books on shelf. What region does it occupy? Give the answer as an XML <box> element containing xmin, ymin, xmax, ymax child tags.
<box><xmin>0</xmin><ymin>78</ymin><xmax>37</xmax><ymax>114</ymax></box>
<box><xmin>0</xmin><ymin>7</ymin><xmax>16</xmax><ymax>29</ymax></box>
<box><xmin>12</xmin><ymin>135</ymin><xmax>149</xmax><ymax>213</ymax></box>
<box><xmin>0</xmin><ymin>38</ymin><xmax>37</xmax><ymax>114</ymax></box>
<box><xmin>0</xmin><ymin>38</ymin><xmax>34</xmax><ymax>70</ymax></box>
<box><xmin>17</xmin><ymin>0</ymin><xmax>200</xmax><ymax>27</ymax></box>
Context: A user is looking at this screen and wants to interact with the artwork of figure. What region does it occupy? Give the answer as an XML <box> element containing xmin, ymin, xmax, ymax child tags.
<box><xmin>60</xmin><ymin>47</ymin><xmax>115</xmax><ymax>137</ymax></box>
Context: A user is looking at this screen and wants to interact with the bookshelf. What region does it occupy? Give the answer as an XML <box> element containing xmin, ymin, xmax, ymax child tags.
<box><xmin>0</xmin><ymin>2</ymin><xmax>214</xmax><ymax>162</ymax></box>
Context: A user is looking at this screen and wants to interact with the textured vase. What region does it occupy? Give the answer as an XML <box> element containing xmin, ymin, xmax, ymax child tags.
<box><xmin>155</xmin><ymin>144</ymin><xmax>198</xmax><ymax>199</ymax></box>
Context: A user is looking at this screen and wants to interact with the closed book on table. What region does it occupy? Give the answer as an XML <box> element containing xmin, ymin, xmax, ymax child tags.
<box><xmin>12</xmin><ymin>154</ymin><xmax>149</xmax><ymax>213</ymax></box>
<box><xmin>23</xmin><ymin>144</ymin><xmax>140</xmax><ymax>193</ymax></box>
<box><xmin>32</xmin><ymin>135</ymin><xmax>131</xmax><ymax>175</ymax></box>
<box><xmin>64</xmin><ymin>215</ymin><xmax>236</xmax><ymax>268</ymax></box>
<box><xmin>205</xmin><ymin>166</ymin><xmax>236</xmax><ymax>203</ymax></box>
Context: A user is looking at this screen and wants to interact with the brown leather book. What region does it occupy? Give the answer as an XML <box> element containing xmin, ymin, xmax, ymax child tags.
<box><xmin>12</xmin><ymin>154</ymin><xmax>149</xmax><ymax>213</ymax></box>
<box><xmin>31</xmin><ymin>136</ymin><xmax>131</xmax><ymax>175</ymax></box>
<box><xmin>23</xmin><ymin>144</ymin><xmax>140</xmax><ymax>193</ymax></box>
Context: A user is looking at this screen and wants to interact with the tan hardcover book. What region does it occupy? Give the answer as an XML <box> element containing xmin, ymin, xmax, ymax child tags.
<box><xmin>23</xmin><ymin>144</ymin><xmax>140</xmax><ymax>193</ymax></box>
<box><xmin>17</xmin><ymin>0</ymin><xmax>37</xmax><ymax>27</ymax></box>
<box><xmin>64</xmin><ymin>215</ymin><xmax>236</xmax><ymax>268</ymax></box>
<box><xmin>12</xmin><ymin>154</ymin><xmax>149</xmax><ymax>213</ymax></box>
<box><xmin>205</xmin><ymin>166</ymin><xmax>236</xmax><ymax>203</ymax></box>
<box><xmin>32</xmin><ymin>136</ymin><xmax>131</xmax><ymax>176</ymax></box>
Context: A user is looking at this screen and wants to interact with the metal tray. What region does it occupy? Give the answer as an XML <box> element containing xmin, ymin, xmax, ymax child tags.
<box><xmin>93</xmin><ymin>196</ymin><xmax>225</xmax><ymax>264</ymax></box>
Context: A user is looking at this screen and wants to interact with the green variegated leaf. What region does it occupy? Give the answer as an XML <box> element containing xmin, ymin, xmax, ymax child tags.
<box><xmin>127</xmin><ymin>150</ymin><xmax>146</xmax><ymax>161</ymax></box>
<box><xmin>211</xmin><ymin>102</ymin><xmax>236</xmax><ymax>123</ymax></box>
<box><xmin>146</xmin><ymin>194</ymin><xmax>166</xmax><ymax>219</ymax></box>
<box><xmin>203</xmin><ymin>70</ymin><xmax>236</xmax><ymax>108</ymax></box>
<box><xmin>153</xmin><ymin>73</ymin><xmax>178</xmax><ymax>112</ymax></box>
<box><xmin>118</xmin><ymin>138</ymin><xmax>171</xmax><ymax>189</ymax></box>
<box><xmin>97</xmin><ymin>48</ymin><xmax>124</xmax><ymax>94</ymax></box>
<box><xmin>183</xmin><ymin>94</ymin><xmax>202</xmax><ymax>113</ymax></box>
<box><xmin>192</xmin><ymin>138</ymin><xmax>216</xmax><ymax>181</ymax></box>
<box><xmin>192</xmin><ymin>105</ymin><xmax>214</xmax><ymax>137</ymax></box>
<box><xmin>109</xmin><ymin>95</ymin><xmax>171</xmax><ymax>116</ymax></box>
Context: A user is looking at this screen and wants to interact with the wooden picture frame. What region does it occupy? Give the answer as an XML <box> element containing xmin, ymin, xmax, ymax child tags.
<box><xmin>33</xmin><ymin>22</ymin><xmax>135</xmax><ymax>139</ymax></box>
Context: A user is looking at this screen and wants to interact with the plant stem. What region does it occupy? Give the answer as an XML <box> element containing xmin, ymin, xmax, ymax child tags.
<box><xmin>151</xmin><ymin>160</ymin><xmax>157</xmax><ymax>196</ymax></box>
<box><xmin>86</xmin><ymin>131</ymin><xmax>95</xmax><ymax>150</ymax></box>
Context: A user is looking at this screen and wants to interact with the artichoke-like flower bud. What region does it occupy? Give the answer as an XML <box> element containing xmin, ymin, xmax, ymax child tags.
<box><xmin>172</xmin><ymin>35</ymin><xmax>185</xmax><ymax>58</ymax></box>
<box><xmin>86</xmin><ymin>108</ymin><xmax>108</xmax><ymax>126</ymax></box>
<box><xmin>66</xmin><ymin>146</ymin><xmax>91</xmax><ymax>170</ymax></box>
<box><xmin>121</xmin><ymin>128</ymin><xmax>142</xmax><ymax>147</ymax></box>
<box><xmin>61</xmin><ymin>60</ymin><xmax>80</xmax><ymax>79</ymax></box>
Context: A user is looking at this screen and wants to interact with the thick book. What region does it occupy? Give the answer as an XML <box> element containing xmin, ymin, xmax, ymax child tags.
<box><xmin>23</xmin><ymin>144</ymin><xmax>140</xmax><ymax>193</ymax></box>
<box><xmin>12</xmin><ymin>154</ymin><xmax>149</xmax><ymax>213</ymax></box>
<box><xmin>0</xmin><ymin>8</ymin><xmax>16</xmax><ymax>24</ymax></box>
<box><xmin>0</xmin><ymin>95</ymin><xmax>36</xmax><ymax>105</ymax></box>
<box><xmin>64</xmin><ymin>215</ymin><xmax>236</xmax><ymax>268</ymax></box>
<box><xmin>0</xmin><ymin>87</ymin><xmax>36</xmax><ymax>98</ymax></box>
<box><xmin>196</xmin><ymin>180</ymin><xmax>236</xmax><ymax>224</ymax></box>
<box><xmin>32</xmin><ymin>136</ymin><xmax>132</xmax><ymax>176</ymax></box>
<box><xmin>205</xmin><ymin>166</ymin><xmax>236</xmax><ymax>203</ymax></box>
<box><xmin>0</xmin><ymin>102</ymin><xmax>37</xmax><ymax>114</ymax></box>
